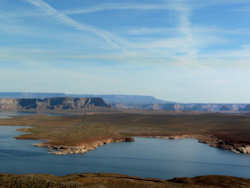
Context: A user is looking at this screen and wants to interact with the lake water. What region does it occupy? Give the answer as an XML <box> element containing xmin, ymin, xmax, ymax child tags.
<box><xmin>0</xmin><ymin>126</ymin><xmax>250</xmax><ymax>179</ymax></box>
<box><xmin>0</xmin><ymin>112</ymin><xmax>37</xmax><ymax>119</ymax></box>
<box><xmin>0</xmin><ymin>112</ymin><xmax>66</xmax><ymax>119</ymax></box>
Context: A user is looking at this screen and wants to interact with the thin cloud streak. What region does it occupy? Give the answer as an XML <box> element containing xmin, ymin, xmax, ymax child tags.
<box><xmin>3</xmin><ymin>0</ymin><xmax>248</xmax><ymax>69</ymax></box>
<box><xmin>126</xmin><ymin>25</ymin><xmax>250</xmax><ymax>36</ymax></box>
<box><xmin>177</xmin><ymin>0</ymin><xmax>250</xmax><ymax>9</ymax></box>
<box><xmin>24</xmin><ymin>0</ymin><xmax>124</xmax><ymax>49</ymax></box>
<box><xmin>170</xmin><ymin>0</ymin><xmax>198</xmax><ymax>65</ymax></box>
<box><xmin>62</xmin><ymin>1</ymin><xmax>250</xmax><ymax>15</ymax></box>
<box><xmin>201</xmin><ymin>44</ymin><xmax>250</xmax><ymax>59</ymax></box>
<box><xmin>63</xmin><ymin>3</ymin><xmax>185</xmax><ymax>15</ymax></box>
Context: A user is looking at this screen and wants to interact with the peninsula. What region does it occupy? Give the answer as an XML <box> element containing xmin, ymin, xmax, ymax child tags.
<box><xmin>0</xmin><ymin>112</ymin><xmax>250</xmax><ymax>155</ymax></box>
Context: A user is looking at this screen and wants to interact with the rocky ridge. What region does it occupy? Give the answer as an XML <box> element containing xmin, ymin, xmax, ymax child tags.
<box><xmin>34</xmin><ymin>137</ymin><xmax>135</xmax><ymax>155</ymax></box>
<box><xmin>34</xmin><ymin>134</ymin><xmax>250</xmax><ymax>155</ymax></box>
<box><xmin>0</xmin><ymin>97</ymin><xmax>109</xmax><ymax>113</ymax></box>
<box><xmin>2</xmin><ymin>92</ymin><xmax>250</xmax><ymax>112</ymax></box>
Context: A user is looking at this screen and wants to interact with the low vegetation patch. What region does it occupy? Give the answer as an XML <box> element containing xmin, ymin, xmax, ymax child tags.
<box><xmin>0</xmin><ymin>173</ymin><xmax>249</xmax><ymax>188</ymax></box>
<box><xmin>0</xmin><ymin>112</ymin><xmax>250</xmax><ymax>154</ymax></box>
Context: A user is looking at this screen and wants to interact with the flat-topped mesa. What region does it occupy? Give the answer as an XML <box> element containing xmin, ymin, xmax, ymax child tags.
<box><xmin>0</xmin><ymin>97</ymin><xmax>109</xmax><ymax>113</ymax></box>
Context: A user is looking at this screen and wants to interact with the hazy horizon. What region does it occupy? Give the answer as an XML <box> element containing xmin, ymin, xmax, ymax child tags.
<box><xmin>1</xmin><ymin>0</ymin><xmax>250</xmax><ymax>103</ymax></box>
<box><xmin>1</xmin><ymin>91</ymin><xmax>250</xmax><ymax>104</ymax></box>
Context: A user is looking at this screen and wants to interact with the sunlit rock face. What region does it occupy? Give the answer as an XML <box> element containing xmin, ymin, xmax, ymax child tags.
<box><xmin>0</xmin><ymin>97</ymin><xmax>109</xmax><ymax>113</ymax></box>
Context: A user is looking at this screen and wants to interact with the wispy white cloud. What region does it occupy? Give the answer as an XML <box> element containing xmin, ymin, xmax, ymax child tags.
<box><xmin>201</xmin><ymin>44</ymin><xmax>250</xmax><ymax>59</ymax></box>
<box><xmin>63</xmin><ymin>3</ymin><xmax>186</xmax><ymax>15</ymax></box>
<box><xmin>24</xmin><ymin>0</ymin><xmax>126</xmax><ymax>49</ymax></box>
<box><xmin>0</xmin><ymin>0</ymin><xmax>216</xmax><ymax>69</ymax></box>
<box><xmin>61</xmin><ymin>0</ymin><xmax>250</xmax><ymax>15</ymax></box>
<box><xmin>167</xmin><ymin>0</ymin><xmax>198</xmax><ymax>65</ymax></box>
<box><xmin>5</xmin><ymin>0</ymin><xmax>250</xmax><ymax>18</ymax></box>
<box><xmin>1</xmin><ymin>0</ymin><xmax>248</xmax><ymax>70</ymax></box>
<box><xmin>127</xmin><ymin>27</ymin><xmax>177</xmax><ymax>35</ymax></box>
<box><xmin>127</xmin><ymin>26</ymin><xmax>250</xmax><ymax>36</ymax></box>
<box><xmin>179</xmin><ymin>0</ymin><xmax>250</xmax><ymax>9</ymax></box>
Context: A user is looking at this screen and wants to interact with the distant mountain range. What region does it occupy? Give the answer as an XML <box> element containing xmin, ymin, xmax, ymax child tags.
<box><xmin>0</xmin><ymin>97</ymin><xmax>108</xmax><ymax>113</ymax></box>
<box><xmin>149</xmin><ymin>103</ymin><xmax>250</xmax><ymax>112</ymax></box>
<box><xmin>0</xmin><ymin>92</ymin><xmax>171</xmax><ymax>109</ymax></box>
<box><xmin>0</xmin><ymin>92</ymin><xmax>250</xmax><ymax>112</ymax></box>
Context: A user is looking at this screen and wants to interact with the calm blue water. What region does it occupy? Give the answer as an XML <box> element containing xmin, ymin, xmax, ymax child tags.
<box><xmin>0</xmin><ymin>112</ymin><xmax>66</xmax><ymax>119</ymax></box>
<box><xmin>0</xmin><ymin>126</ymin><xmax>250</xmax><ymax>179</ymax></box>
<box><xmin>0</xmin><ymin>112</ymin><xmax>37</xmax><ymax>119</ymax></box>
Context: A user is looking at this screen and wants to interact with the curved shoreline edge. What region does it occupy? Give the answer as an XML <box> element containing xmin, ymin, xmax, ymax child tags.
<box><xmin>33</xmin><ymin>134</ymin><xmax>250</xmax><ymax>155</ymax></box>
<box><xmin>33</xmin><ymin>137</ymin><xmax>135</xmax><ymax>155</ymax></box>
<box><xmin>147</xmin><ymin>135</ymin><xmax>250</xmax><ymax>155</ymax></box>
<box><xmin>1</xmin><ymin>113</ymin><xmax>250</xmax><ymax>156</ymax></box>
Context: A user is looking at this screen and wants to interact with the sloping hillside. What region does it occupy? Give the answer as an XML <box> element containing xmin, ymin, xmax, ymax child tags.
<box><xmin>0</xmin><ymin>173</ymin><xmax>249</xmax><ymax>188</ymax></box>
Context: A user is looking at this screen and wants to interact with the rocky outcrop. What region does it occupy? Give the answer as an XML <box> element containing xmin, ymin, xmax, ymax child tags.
<box><xmin>38</xmin><ymin>134</ymin><xmax>250</xmax><ymax>155</ymax></box>
<box><xmin>237</xmin><ymin>146</ymin><xmax>250</xmax><ymax>154</ymax></box>
<box><xmin>0</xmin><ymin>97</ymin><xmax>109</xmax><ymax>113</ymax></box>
<box><xmin>112</xmin><ymin>102</ymin><xmax>250</xmax><ymax>112</ymax></box>
<box><xmin>2</xmin><ymin>92</ymin><xmax>250</xmax><ymax>112</ymax></box>
<box><xmin>34</xmin><ymin>137</ymin><xmax>135</xmax><ymax>155</ymax></box>
<box><xmin>214</xmin><ymin>142</ymin><xmax>250</xmax><ymax>154</ymax></box>
<box><xmin>148</xmin><ymin>103</ymin><xmax>249</xmax><ymax>112</ymax></box>
<box><xmin>148</xmin><ymin>135</ymin><xmax>250</xmax><ymax>155</ymax></box>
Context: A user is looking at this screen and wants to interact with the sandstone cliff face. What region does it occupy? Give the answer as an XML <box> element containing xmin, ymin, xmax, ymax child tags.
<box><xmin>144</xmin><ymin>103</ymin><xmax>249</xmax><ymax>112</ymax></box>
<box><xmin>1</xmin><ymin>92</ymin><xmax>250</xmax><ymax>112</ymax></box>
<box><xmin>0</xmin><ymin>99</ymin><xmax>18</xmax><ymax>111</ymax></box>
<box><xmin>0</xmin><ymin>97</ymin><xmax>109</xmax><ymax>113</ymax></box>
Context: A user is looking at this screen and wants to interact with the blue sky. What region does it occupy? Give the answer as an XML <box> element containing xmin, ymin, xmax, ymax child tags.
<box><xmin>1</xmin><ymin>0</ymin><xmax>250</xmax><ymax>103</ymax></box>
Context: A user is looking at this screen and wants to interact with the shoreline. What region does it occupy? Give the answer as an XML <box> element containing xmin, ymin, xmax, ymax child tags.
<box><xmin>146</xmin><ymin>135</ymin><xmax>250</xmax><ymax>155</ymax></box>
<box><xmin>32</xmin><ymin>134</ymin><xmax>250</xmax><ymax>155</ymax></box>
<box><xmin>33</xmin><ymin>137</ymin><xmax>135</xmax><ymax>155</ymax></box>
<box><xmin>1</xmin><ymin>113</ymin><xmax>250</xmax><ymax>155</ymax></box>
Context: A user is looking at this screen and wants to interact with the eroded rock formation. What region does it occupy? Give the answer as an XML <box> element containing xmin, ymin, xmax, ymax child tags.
<box><xmin>0</xmin><ymin>97</ymin><xmax>109</xmax><ymax>113</ymax></box>
<box><xmin>34</xmin><ymin>137</ymin><xmax>135</xmax><ymax>155</ymax></box>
